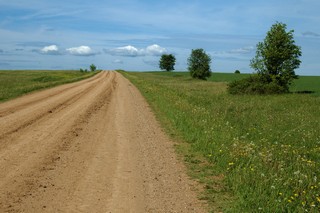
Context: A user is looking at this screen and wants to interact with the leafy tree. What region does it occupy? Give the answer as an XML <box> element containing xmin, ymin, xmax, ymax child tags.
<box><xmin>188</xmin><ymin>49</ymin><xmax>211</xmax><ymax>80</ymax></box>
<box><xmin>235</xmin><ymin>70</ymin><xmax>241</xmax><ymax>74</ymax></box>
<box><xmin>159</xmin><ymin>54</ymin><xmax>176</xmax><ymax>71</ymax></box>
<box><xmin>90</xmin><ymin>64</ymin><xmax>97</xmax><ymax>72</ymax></box>
<box><xmin>250</xmin><ymin>22</ymin><xmax>301</xmax><ymax>89</ymax></box>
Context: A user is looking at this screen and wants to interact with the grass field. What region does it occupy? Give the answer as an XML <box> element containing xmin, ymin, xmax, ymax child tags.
<box><xmin>0</xmin><ymin>70</ymin><xmax>100</xmax><ymax>102</ymax></box>
<box><xmin>121</xmin><ymin>71</ymin><xmax>320</xmax><ymax>212</ymax></box>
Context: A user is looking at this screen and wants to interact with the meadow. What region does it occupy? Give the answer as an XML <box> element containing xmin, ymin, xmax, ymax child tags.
<box><xmin>121</xmin><ymin>71</ymin><xmax>320</xmax><ymax>212</ymax></box>
<box><xmin>0</xmin><ymin>70</ymin><xmax>100</xmax><ymax>102</ymax></box>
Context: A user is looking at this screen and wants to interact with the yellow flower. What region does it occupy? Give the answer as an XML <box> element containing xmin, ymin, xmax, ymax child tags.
<box><xmin>279</xmin><ymin>193</ymin><xmax>283</xmax><ymax>196</ymax></box>
<box><xmin>317</xmin><ymin>197</ymin><xmax>320</xmax><ymax>203</ymax></box>
<box><xmin>228</xmin><ymin>162</ymin><xmax>234</xmax><ymax>166</ymax></box>
<box><xmin>288</xmin><ymin>199</ymin><xmax>292</xmax><ymax>203</ymax></box>
<box><xmin>294</xmin><ymin>193</ymin><xmax>299</xmax><ymax>197</ymax></box>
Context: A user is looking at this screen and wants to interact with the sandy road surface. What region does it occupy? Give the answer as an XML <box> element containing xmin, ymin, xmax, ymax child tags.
<box><xmin>0</xmin><ymin>71</ymin><xmax>206</xmax><ymax>212</ymax></box>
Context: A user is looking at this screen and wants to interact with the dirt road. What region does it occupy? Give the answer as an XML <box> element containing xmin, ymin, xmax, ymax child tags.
<box><xmin>0</xmin><ymin>71</ymin><xmax>206</xmax><ymax>212</ymax></box>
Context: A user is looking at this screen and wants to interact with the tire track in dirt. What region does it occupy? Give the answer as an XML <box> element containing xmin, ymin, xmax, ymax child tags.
<box><xmin>0</xmin><ymin>71</ymin><xmax>206</xmax><ymax>212</ymax></box>
<box><xmin>0</xmin><ymin>72</ymin><xmax>107</xmax><ymax>143</ymax></box>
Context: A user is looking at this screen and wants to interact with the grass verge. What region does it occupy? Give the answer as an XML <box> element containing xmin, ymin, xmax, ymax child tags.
<box><xmin>121</xmin><ymin>71</ymin><xmax>320</xmax><ymax>212</ymax></box>
<box><xmin>0</xmin><ymin>70</ymin><xmax>100</xmax><ymax>102</ymax></box>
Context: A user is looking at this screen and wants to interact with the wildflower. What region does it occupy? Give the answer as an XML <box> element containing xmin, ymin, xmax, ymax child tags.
<box><xmin>302</xmin><ymin>201</ymin><xmax>306</xmax><ymax>206</ymax></box>
<box><xmin>317</xmin><ymin>197</ymin><xmax>320</xmax><ymax>203</ymax></box>
<box><xmin>279</xmin><ymin>192</ymin><xmax>283</xmax><ymax>196</ymax></box>
<box><xmin>228</xmin><ymin>162</ymin><xmax>234</xmax><ymax>166</ymax></box>
<box><xmin>288</xmin><ymin>199</ymin><xmax>292</xmax><ymax>203</ymax></box>
<box><xmin>294</xmin><ymin>193</ymin><xmax>299</xmax><ymax>197</ymax></box>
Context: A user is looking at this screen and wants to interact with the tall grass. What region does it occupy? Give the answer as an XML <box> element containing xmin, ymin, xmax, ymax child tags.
<box><xmin>121</xmin><ymin>71</ymin><xmax>320</xmax><ymax>212</ymax></box>
<box><xmin>0</xmin><ymin>70</ymin><xmax>100</xmax><ymax>102</ymax></box>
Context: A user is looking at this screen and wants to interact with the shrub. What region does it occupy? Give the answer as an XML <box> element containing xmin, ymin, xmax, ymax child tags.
<box><xmin>235</xmin><ymin>70</ymin><xmax>240</xmax><ymax>74</ymax></box>
<box><xmin>228</xmin><ymin>75</ymin><xmax>288</xmax><ymax>95</ymax></box>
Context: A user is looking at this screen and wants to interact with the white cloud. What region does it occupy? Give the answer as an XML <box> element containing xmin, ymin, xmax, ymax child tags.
<box><xmin>66</xmin><ymin>46</ymin><xmax>95</xmax><ymax>56</ymax></box>
<box><xmin>145</xmin><ymin>44</ymin><xmax>167</xmax><ymax>56</ymax></box>
<box><xmin>40</xmin><ymin>45</ymin><xmax>59</xmax><ymax>55</ymax></box>
<box><xmin>105</xmin><ymin>44</ymin><xmax>167</xmax><ymax>57</ymax></box>
<box><xmin>107</xmin><ymin>45</ymin><xmax>141</xmax><ymax>57</ymax></box>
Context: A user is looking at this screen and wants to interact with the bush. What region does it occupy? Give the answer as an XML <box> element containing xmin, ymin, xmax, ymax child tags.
<box><xmin>235</xmin><ymin>70</ymin><xmax>240</xmax><ymax>74</ymax></box>
<box><xmin>228</xmin><ymin>75</ymin><xmax>288</xmax><ymax>95</ymax></box>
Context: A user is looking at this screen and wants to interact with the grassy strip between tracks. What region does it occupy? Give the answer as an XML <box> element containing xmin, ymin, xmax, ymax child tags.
<box><xmin>121</xmin><ymin>71</ymin><xmax>320</xmax><ymax>212</ymax></box>
<box><xmin>0</xmin><ymin>70</ymin><xmax>100</xmax><ymax>102</ymax></box>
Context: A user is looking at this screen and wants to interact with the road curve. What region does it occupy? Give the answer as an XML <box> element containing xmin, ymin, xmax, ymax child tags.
<box><xmin>0</xmin><ymin>71</ymin><xmax>206</xmax><ymax>212</ymax></box>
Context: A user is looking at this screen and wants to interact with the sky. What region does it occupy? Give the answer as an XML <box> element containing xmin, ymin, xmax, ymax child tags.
<box><xmin>0</xmin><ymin>0</ymin><xmax>319</xmax><ymax>75</ymax></box>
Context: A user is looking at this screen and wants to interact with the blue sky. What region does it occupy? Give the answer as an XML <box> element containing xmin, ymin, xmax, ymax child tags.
<box><xmin>0</xmin><ymin>0</ymin><xmax>319</xmax><ymax>75</ymax></box>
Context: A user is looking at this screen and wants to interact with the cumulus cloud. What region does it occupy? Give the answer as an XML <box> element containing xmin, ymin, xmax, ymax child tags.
<box><xmin>40</xmin><ymin>45</ymin><xmax>60</xmax><ymax>55</ymax></box>
<box><xmin>106</xmin><ymin>45</ymin><xmax>140</xmax><ymax>57</ymax></box>
<box><xmin>66</xmin><ymin>46</ymin><xmax>95</xmax><ymax>56</ymax></box>
<box><xmin>302</xmin><ymin>31</ymin><xmax>320</xmax><ymax>37</ymax></box>
<box><xmin>105</xmin><ymin>44</ymin><xmax>167</xmax><ymax>57</ymax></box>
<box><xmin>144</xmin><ymin>44</ymin><xmax>167</xmax><ymax>56</ymax></box>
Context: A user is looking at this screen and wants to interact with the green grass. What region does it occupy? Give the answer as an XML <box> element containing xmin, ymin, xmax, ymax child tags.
<box><xmin>0</xmin><ymin>70</ymin><xmax>100</xmax><ymax>102</ymax></box>
<box><xmin>121</xmin><ymin>71</ymin><xmax>320</xmax><ymax>212</ymax></box>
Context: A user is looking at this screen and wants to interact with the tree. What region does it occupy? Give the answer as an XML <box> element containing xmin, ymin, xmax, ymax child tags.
<box><xmin>250</xmin><ymin>22</ymin><xmax>301</xmax><ymax>89</ymax></box>
<box><xmin>90</xmin><ymin>64</ymin><xmax>97</xmax><ymax>72</ymax></box>
<box><xmin>188</xmin><ymin>49</ymin><xmax>211</xmax><ymax>80</ymax></box>
<box><xmin>159</xmin><ymin>54</ymin><xmax>176</xmax><ymax>71</ymax></box>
